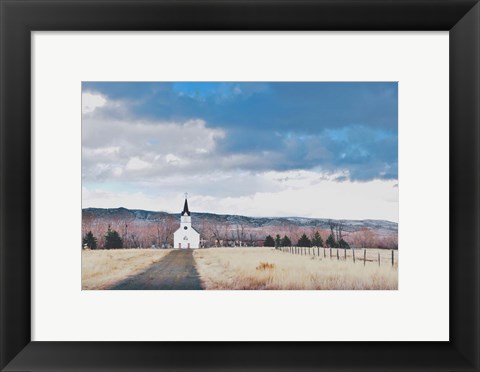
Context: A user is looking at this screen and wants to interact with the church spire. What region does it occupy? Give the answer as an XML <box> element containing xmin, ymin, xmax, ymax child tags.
<box><xmin>181</xmin><ymin>194</ymin><xmax>191</xmax><ymax>216</ymax></box>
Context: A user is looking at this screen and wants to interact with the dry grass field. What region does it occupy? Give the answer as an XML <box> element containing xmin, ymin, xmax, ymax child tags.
<box><xmin>82</xmin><ymin>247</ymin><xmax>398</xmax><ymax>290</ymax></box>
<box><xmin>82</xmin><ymin>249</ymin><xmax>172</xmax><ymax>289</ymax></box>
<box><xmin>194</xmin><ymin>247</ymin><xmax>398</xmax><ymax>290</ymax></box>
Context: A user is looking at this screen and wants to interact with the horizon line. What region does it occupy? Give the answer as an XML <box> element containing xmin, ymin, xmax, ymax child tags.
<box><xmin>82</xmin><ymin>206</ymin><xmax>398</xmax><ymax>224</ymax></box>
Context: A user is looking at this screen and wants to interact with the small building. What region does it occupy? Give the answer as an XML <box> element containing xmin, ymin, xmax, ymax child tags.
<box><xmin>173</xmin><ymin>196</ymin><xmax>200</xmax><ymax>249</ymax></box>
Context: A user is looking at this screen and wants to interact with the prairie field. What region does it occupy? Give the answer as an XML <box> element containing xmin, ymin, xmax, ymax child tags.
<box><xmin>82</xmin><ymin>247</ymin><xmax>398</xmax><ymax>290</ymax></box>
<box><xmin>82</xmin><ymin>249</ymin><xmax>172</xmax><ymax>289</ymax></box>
<box><xmin>193</xmin><ymin>247</ymin><xmax>398</xmax><ymax>290</ymax></box>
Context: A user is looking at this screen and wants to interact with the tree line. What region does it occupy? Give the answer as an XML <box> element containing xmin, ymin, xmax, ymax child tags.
<box><xmin>264</xmin><ymin>227</ymin><xmax>350</xmax><ymax>249</ymax></box>
<box><xmin>83</xmin><ymin>225</ymin><xmax>124</xmax><ymax>249</ymax></box>
<box><xmin>82</xmin><ymin>218</ymin><xmax>397</xmax><ymax>250</ymax></box>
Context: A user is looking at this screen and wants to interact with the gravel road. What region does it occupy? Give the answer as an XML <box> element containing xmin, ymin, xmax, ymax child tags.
<box><xmin>109</xmin><ymin>249</ymin><xmax>203</xmax><ymax>290</ymax></box>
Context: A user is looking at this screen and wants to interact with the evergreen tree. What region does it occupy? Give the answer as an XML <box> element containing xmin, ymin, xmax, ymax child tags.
<box><xmin>264</xmin><ymin>235</ymin><xmax>275</xmax><ymax>247</ymax></box>
<box><xmin>82</xmin><ymin>231</ymin><xmax>97</xmax><ymax>249</ymax></box>
<box><xmin>281</xmin><ymin>235</ymin><xmax>291</xmax><ymax>247</ymax></box>
<box><xmin>104</xmin><ymin>227</ymin><xmax>123</xmax><ymax>249</ymax></box>
<box><xmin>339</xmin><ymin>238</ymin><xmax>350</xmax><ymax>249</ymax></box>
<box><xmin>275</xmin><ymin>234</ymin><xmax>281</xmax><ymax>248</ymax></box>
<box><xmin>326</xmin><ymin>233</ymin><xmax>336</xmax><ymax>248</ymax></box>
<box><xmin>311</xmin><ymin>231</ymin><xmax>323</xmax><ymax>247</ymax></box>
<box><xmin>297</xmin><ymin>234</ymin><xmax>311</xmax><ymax>247</ymax></box>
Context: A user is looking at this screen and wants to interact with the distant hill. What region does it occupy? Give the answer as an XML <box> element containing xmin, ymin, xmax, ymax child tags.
<box><xmin>82</xmin><ymin>207</ymin><xmax>397</xmax><ymax>236</ymax></box>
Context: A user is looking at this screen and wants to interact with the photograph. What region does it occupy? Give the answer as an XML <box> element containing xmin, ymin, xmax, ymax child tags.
<box><xmin>81</xmin><ymin>81</ymin><xmax>398</xmax><ymax>290</ymax></box>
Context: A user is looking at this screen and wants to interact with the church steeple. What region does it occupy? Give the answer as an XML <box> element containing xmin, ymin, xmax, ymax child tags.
<box><xmin>181</xmin><ymin>194</ymin><xmax>191</xmax><ymax>216</ymax></box>
<box><xmin>174</xmin><ymin>193</ymin><xmax>199</xmax><ymax>249</ymax></box>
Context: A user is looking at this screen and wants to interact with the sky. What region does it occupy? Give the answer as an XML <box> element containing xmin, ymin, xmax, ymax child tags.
<box><xmin>82</xmin><ymin>82</ymin><xmax>398</xmax><ymax>222</ymax></box>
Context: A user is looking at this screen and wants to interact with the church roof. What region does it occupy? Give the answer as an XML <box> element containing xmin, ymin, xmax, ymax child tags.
<box><xmin>181</xmin><ymin>198</ymin><xmax>191</xmax><ymax>216</ymax></box>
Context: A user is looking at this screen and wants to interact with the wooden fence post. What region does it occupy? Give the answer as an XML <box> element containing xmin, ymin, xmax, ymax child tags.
<box><xmin>337</xmin><ymin>249</ymin><xmax>339</xmax><ymax>260</ymax></box>
<box><xmin>392</xmin><ymin>250</ymin><xmax>394</xmax><ymax>267</ymax></box>
<box><xmin>318</xmin><ymin>247</ymin><xmax>320</xmax><ymax>256</ymax></box>
<box><xmin>330</xmin><ymin>248</ymin><xmax>332</xmax><ymax>258</ymax></box>
<box><xmin>344</xmin><ymin>248</ymin><xmax>346</xmax><ymax>260</ymax></box>
<box><xmin>378</xmin><ymin>252</ymin><xmax>381</xmax><ymax>266</ymax></box>
<box><xmin>324</xmin><ymin>247</ymin><xmax>326</xmax><ymax>258</ymax></box>
<box><xmin>364</xmin><ymin>249</ymin><xmax>366</xmax><ymax>266</ymax></box>
<box><xmin>353</xmin><ymin>248</ymin><xmax>355</xmax><ymax>263</ymax></box>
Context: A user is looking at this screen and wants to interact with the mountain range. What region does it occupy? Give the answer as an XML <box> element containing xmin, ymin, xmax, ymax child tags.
<box><xmin>82</xmin><ymin>207</ymin><xmax>397</xmax><ymax>235</ymax></box>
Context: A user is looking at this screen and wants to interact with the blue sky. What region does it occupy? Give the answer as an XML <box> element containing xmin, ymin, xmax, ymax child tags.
<box><xmin>82</xmin><ymin>82</ymin><xmax>398</xmax><ymax>221</ymax></box>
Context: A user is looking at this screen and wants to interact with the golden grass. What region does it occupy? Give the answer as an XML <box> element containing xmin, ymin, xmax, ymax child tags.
<box><xmin>81</xmin><ymin>249</ymin><xmax>172</xmax><ymax>290</ymax></box>
<box><xmin>193</xmin><ymin>247</ymin><xmax>398</xmax><ymax>290</ymax></box>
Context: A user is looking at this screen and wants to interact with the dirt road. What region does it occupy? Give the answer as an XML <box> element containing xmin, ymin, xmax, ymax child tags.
<box><xmin>109</xmin><ymin>249</ymin><xmax>203</xmax><ymax>290</ymax></box>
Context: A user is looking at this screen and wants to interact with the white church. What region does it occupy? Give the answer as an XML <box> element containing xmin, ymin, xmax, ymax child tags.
<box><xmin>173</xmin><ymin>195</ymin><xmax>200</xmax><ymax>249</ymax></box>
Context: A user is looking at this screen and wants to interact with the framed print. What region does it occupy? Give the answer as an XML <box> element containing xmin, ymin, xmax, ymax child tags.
<box><xmin>1</xmin><ymin>0</ymin><xmax>479</xmax><ymax>371</ymax></box>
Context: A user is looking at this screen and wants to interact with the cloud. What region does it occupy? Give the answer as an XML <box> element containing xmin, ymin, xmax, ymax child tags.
<box><xmin>82</xmin><ymin>172</ymin><xmax>399</xmax><ymax>222</ymax></box>
<box><xmin>83</xmin><ymin>82</ymin><xmax>398</xmax><ymax>181</ymax></box>
<box><xmin>82</xmin><ymin>114</ymin><xmax>225</xmax><ymax>181</ymax></box>
<box><xmin>82</xmin><ymin>92</ymin><xmax>106</xmax><ymax>114</ymax></box>
<box><xmin>81</xmin><ymin>82</ymin><xmax>398</xmax><ymax>220</ymax></box>
<box><xmin>126</xmin><ymin>157</ymin><xmax>152</xmax><ymax>171</ymax></box>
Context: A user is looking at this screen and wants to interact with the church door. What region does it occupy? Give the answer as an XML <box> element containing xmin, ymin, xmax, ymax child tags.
<box><xmin>178</xmin><ymin>243</ymin><xmax>181</xmax><ymax>249</ymax></box>
<box><xmin>188</xmin><ymin>243</ymin><xmax>190</xmax><ymax>249</ymax></box>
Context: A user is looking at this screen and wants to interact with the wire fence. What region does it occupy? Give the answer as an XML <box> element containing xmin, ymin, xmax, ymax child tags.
<box><xmin>276</xmin><ymin>246</ymin><xmax>397</xmax><ymax>267</ymax></box>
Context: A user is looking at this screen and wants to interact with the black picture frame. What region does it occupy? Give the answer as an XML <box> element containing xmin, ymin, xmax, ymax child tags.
<box><xmin>1</xmin><ymin>0</ymin><xmax>479</xmax><ymax>371</ymax></box>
